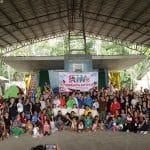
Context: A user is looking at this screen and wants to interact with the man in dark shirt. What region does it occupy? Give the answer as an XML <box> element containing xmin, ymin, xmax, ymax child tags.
<box><xmin>24</xmin><ymin>98</ymin><xmax>32</xmax><ymax>119</ymax></box>
<box><xmin>9</xmin><ymin>98</ymin><xmax>17</xmax><ymax>121</ymax></box>
<box><xmin>33</xmin><ymin>99</ymin><xmax>41</xmax><ymax>114</ymax></box>
<box><xmin>99</xmin><ymin>96</ymin><xmax>107</xmax><ymax>122</ymax></box>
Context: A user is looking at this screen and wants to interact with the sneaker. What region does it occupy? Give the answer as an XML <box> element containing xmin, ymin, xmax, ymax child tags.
<box><xmin>126</xmin><ymin>130</ymin><xmax>130</xmax><ymax>133</ymax></box>
<box><xmin>143</xmin><ymin>131</ymin><xmax>148</xmax><ymax>135</ymax></box>
<box><xmin>15</xmin><ymin>136</ymin><xmax>19</xmax><ymax>138</ymax></box>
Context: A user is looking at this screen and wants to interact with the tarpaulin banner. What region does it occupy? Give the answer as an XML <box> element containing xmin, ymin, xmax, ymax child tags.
<box><xmin>109</xmin><ymin>72</ymin><xmax>121</xmax><ymax>90</ymax></box>
<box><xmin>59</xmin><ymin>72</ymin><xmax>98</xmax><ymax>92</ymax></box>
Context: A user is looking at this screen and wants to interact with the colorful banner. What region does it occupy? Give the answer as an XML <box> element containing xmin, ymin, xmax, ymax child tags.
<box><xmin>59</xmin><ymin>72</ymin><xmax>98</xmax><ymax>92</ymax></box>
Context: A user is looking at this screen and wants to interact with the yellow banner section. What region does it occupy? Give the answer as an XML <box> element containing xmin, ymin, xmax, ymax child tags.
<box><xmin>25</xmin><ymin>74</ymin><xmax>31</xmax><ymax>91</ymax></box>
<box><xmin>109</xmin><ymin>72</ymin><xmax>121</xmax><ymax>90</ymax></box>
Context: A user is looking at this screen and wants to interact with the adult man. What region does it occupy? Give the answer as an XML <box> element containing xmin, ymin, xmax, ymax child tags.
<box><xmin>66</xmin><ymin>95</ymin><xmax>76</xmax><ymax>108</ymax></box>
<box><xmin>84</xmin><ymin>93</ymin><xmax>93</xmax><ymax>108</ymax></box>
<box><xmin>99</xmin><ymin>96</ymin><xmax>107</xmax><ymax>122</ymax></box>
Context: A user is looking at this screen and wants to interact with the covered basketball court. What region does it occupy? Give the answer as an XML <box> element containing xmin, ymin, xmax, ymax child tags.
<box><xmin>0</xmin><ymin>1</ymin><xmax>150</xmax><ymax>149</ymax></box>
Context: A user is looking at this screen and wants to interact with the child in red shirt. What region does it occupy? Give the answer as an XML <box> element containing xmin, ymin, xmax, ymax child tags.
<box><xmin>60</xmin><ymin>95</ymin><xmax>66</xmax><ymax>107</ymax></box>
<box><xmin>110</xmin><ymin>97</ymin><xmax>121</xmax><ymax>115</ymax></box>
<box><xmin>20</xmin><ymin>112</ymin><xmax>27</xmax><ymax>128</ymax></box>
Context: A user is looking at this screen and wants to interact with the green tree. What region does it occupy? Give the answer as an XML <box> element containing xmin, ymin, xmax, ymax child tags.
<box><xmin>120</xmin><ymin>71</ymin><xmax>132</xmax><ymax>88</ymax></box>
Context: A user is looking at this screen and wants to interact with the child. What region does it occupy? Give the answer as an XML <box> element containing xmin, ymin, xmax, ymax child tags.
<box><xmin>56</xmin><ymin>116</ymin><xmax>64</xmax><ymax>131</ymax></box>
<box><xmin>112</xmin><ymin>117</ymin><xmax>117</xmax><ymax>133</ymax></box>
<box><xmin>78</xmin><ymin>120</ymin><xmax>84</xmax><ymax>132</ymax></box>
<box><xmin>106</xmin><ymin>116</ymin><xmax>113</xmax><ymax>130</ymax></box>
<box><xmin>50</xmin><ymin>115</ymin><xmax>58</xmax><ymax>134</ymax></box>
<box><xmin>20</xmin><ymin>112</ymin><xmax>27</xmax><ymax>129</ymax></box>
<box><xmin>124</xmin><ymin>113</ymin><xmax>133</xmax><ymax>132</ymax></box>
<box><xmin>47</xmin><ymin>107</ymin><xmax>53</xmax><ymax>117</ymax></box>
<box><xmin>120</xmin><ymin>109</ymin><xmax>126</xmax><ymax>121</ymax></box>
<box><xmin>3</xmin><ymin>112</ymin><xmax>11</xmax><ymax>137</ymax></box>
<box><xmin>93</xmin><ymin>98</ymin><xmax>99</xmax><ymax>111</ymax></box>
<box><xmin>31</xmin><ymin>111</ymin><xmax>39</xmax><ymax>125</ymax></box>
<box><xmin>92</xmin><ymin>119</ymin><xmax>98</xmax><ymax>132</ymax></box>
<box><xmin>71</xmin><ymin>117</ymin><xmax>77</xmax><ymax>131</ymax></box>
<box><xmin>138</xmin><ymin>115</ymin><xmax>149</xmax><ymax>135</ymax></box>
<box><xmin>116</xmin><ymin>116</ymin><xmax>124</xmax><ymax>131</ymax></box>
<box><xmin>11</xmin><ymin>115</ymin><xmax>24</xmax><ymax>138</ymax></box>
<box><xmin>106</xmin><ymin>112</ymin><xmax>112</xmax><ymax>122</ymax></box>
<box><xmin>32</xmin><ymin>124</ymin><xmax>40</xmax><ymax>138</ymax></box>
<box><xmin>43</xmin><ymin>120</ymin><xmax>50</xmax><ymax>136</ymax></box>
<box><xmin>26</xmin><ymin>120</ymin><xmax>33</xmax><ymax>135</ymax></box>
<box><xmin>84</xmin><ymin>113</ymin><xmax>93</xmax><ymax>131</ymax></box>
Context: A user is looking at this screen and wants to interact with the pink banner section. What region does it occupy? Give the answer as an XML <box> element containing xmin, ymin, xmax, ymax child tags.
<box><xmin>59</xmin><ymin>72</ymin><xmax>98</xmax><ymax>92</ymax></box>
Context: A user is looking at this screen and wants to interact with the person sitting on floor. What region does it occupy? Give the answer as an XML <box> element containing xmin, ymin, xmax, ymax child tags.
<box><xmin>11</xmin><ymin>115</ymin><xmax>24</xmax><ymax>138</ymax></box>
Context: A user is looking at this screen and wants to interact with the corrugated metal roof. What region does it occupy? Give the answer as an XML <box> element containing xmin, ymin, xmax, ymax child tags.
<box><xmin>0</xmin><ymin>0</ymin><xmax>150</xmax><ymax>48</ymax></box>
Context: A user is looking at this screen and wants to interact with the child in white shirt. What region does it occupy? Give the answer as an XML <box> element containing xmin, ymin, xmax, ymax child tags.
<box><xmin>78</xmin><ymin>120</ymin><xmax>84</xmax><ymax>132</ymax></box>
<box><xmin>50</xmin><ymin>115</ymin><xmax>58</xmax><ymax>134</ymax></box>
<box><xmin>32</xmin><ymin>124</ymin><xmax>40</xmax><ymax>138</ymax></box>
<box><xmin>93</xmin><ymin>98</ymin><xmax>99</xmax><ymax>111</ymax></box>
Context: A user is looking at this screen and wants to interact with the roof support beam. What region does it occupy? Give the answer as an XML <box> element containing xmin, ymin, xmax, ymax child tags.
<box><xmin>2</xmin><ymin>9</ymin><xmax>68</xmax><ymax>28</ymax></box>
<box><xmin>96</xmin><ymin>0</ymin><xmax>121</xmax><ymax>36</ymax></box>
<box><xmin>9</xmin><ymin>0</ymin><xmax>37</xmax><ymax>38</ymax></box>
<box><xmin>84</xmin><ymin>10</ymin><xmax>150</xmax><ymax>28</ymax></box>
<box><xmin>0</xmin><ymin>9</ymin><xmax>28</xmax><ymax>41</ymax></box>
<box><xmin>84</xmin><ymin>16</ymin><xmax>148</xmax><ymax>36</ymax></box>
<box><xmin>88</xmin><ymin>0</ymin><xmax>105</xmax><ymax>33</ymax></box>
<box><xmin>141</xmin><ymin>36</ymin><xmax>150</xmax><ymax>45</ymax></box>
<box><xmin>0</xmin><ymin>44</ymin><xmax>4</xmax><ymax>48</ymax></box>
<box><xmin>82</xmin><ymin>0</ymin><xmax>90</xmax><ymax>27</ymax></box>
<box><xmin>122</xmin><ymin>6</ymin><xmax>150</xmax><ymax>41</ymax></box>
<box><xmin>115</xmin><ymin>4</ymin><xmax>150</xmax><ymax>39</ymax></box>
<box><xmin>0</xmin><ymin>37</ymin><xmax>12</xmax><ymax>46</ymax></box>
<box><xmin>56</xmin><ymin>0</ymin><xmax>68</xmax><ymax>28</ymax></box>
<box><xmin>0</xmin><ymin>24</ymin><xmax>21</xmax><ymax>43</ymax></box>
<box><xmin>43</xmin><ymin>0</ymin><xmax>54</xmax><ymax>34</ymax></box>
<box><xmin>2</xmin><ymin>9</ymin><xmax>149</xmax><ymax>30</ymax></box>
<box><xmin>0</xmin><ymin>16</ymin><xmax>68</xmax><ymax>38</ymax></box>
<box><xmin>106</xmin><ymin>0</ymin><xmax>138</xmax><ymax>36</ymax></box>
<box><xmin>131</xmin><ymin>19</ymin><xmax>150</xmax><ymax>43</ymax></box>
<box><xmin>70</xmin><ymin>0</ymin><xmax>75</xmax><ymax>30</ymax></box>
<box><xmin>67</xmin><ymin>0</ymin><xmax>75</xmax><ymax>31</ymax></box>
<box><xmin>27</xmin><ymin>0</ymin><xmax>46</xmax><ymax>37</ymax></box>
<box><xmin>47</xmin><ymin>0</ymin><xmax>68</xmax><ymax>30</ymax></box>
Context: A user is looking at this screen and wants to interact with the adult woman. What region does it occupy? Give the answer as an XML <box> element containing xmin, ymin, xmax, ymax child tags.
<box><xmin>24</xmin><ymin>97</ymin><xmax>32</xmax><ymax>120</ymax></box>
<box><xmin>9</xmin><ymin>98</ymin><xmax>17</xmax><ymax>121</ymax></box>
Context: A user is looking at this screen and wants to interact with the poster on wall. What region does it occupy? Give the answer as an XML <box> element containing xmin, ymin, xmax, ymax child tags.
<box><xmin>59</xmin><ymin>72</ymin><xmax>98</xmax><ymax>92</ymax></box>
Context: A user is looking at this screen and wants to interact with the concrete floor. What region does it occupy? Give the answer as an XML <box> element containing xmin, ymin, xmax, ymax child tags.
<box><xmin>0</xmin><ymin>131</ymin><xmax>149</xmax><ymax>150</ymax></box>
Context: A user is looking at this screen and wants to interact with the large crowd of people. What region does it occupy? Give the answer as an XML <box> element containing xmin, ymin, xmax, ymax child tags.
<box><xmin>0</xmin><ymin>83</ymin><xmax>150</xmax><ymax>141</ymax></box>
